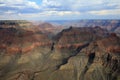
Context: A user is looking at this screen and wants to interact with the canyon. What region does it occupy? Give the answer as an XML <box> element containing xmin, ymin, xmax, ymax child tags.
<box><xmin>0</xmin><ymin>20</ymin><xmax>120</xmax><ymax>80</ymax></box>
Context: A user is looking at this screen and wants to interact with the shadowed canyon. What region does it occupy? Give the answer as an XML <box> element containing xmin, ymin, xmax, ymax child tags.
<box><xmin>0</xmin><ymin>20</ymin><xmax>120</xmax><ymax>80</ymax></box>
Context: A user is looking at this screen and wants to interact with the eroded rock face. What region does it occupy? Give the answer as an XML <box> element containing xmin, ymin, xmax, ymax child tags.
<box><xmin>0</xmin><ymin>23</ymin><xmax>53</xmax><ymax>80</ymax></box>
<box><xmin>52</xmin><ymin>34</ymin><xmax>120</xmax><ymax>80</ymax></box>
<box><xmin>62</xmin><ymin>20</ymin><xmax>120</xmax><ymax>35</ymax></box>
<box><xmin>55</xmin><ymin>27</ymin><xmax>108</xmax><ymax>51</ymax></box>
<box><xmin>0</xmin><ymin>21</ymin><xmax>120</xmax><ymax>80</ymax></box>
<box><xmin>37</xmin><ymin>22</ymin><xmax>64</xmax><ymax>38</ymax></box>
<box><xmin>0</xmin><ymin>27</ymin><xmax>52</xmax><ymax>53</ymax></box>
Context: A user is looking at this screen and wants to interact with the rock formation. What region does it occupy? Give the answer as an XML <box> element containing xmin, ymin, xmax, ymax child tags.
<box><xmin>0</xmin><ymin>20</ymin><xmax>119</xmax><ymax>80</ymax></box>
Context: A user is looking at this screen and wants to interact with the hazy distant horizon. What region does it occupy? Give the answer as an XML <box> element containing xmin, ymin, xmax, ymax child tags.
<box><xmin>0</xmin><ymin>19</ymin><xmax>120</xmax><ymax>21</ymax></box>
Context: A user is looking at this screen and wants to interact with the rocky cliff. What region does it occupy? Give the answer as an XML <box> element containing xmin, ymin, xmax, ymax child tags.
<box><xmin>0</xmin><ymin>20</ymin><xmax>120</xmax><ymax>80</ymax></box>
<box><xmin>57</xmin><ymin>20</ymin><xmax>120</xmax><ymax>36</ymax></box>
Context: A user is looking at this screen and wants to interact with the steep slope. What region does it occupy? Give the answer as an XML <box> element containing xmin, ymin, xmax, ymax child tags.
<box><xmin>53</xmin><ymin>20</ymin><xmax>120</xmax><ymax>36</ymax></box>
<box><xmin>55</xmin><ymin>26</ymin><xmax>108</xmax><ymax>51</ymax></box>
<box><xmin>0</xmin><ymin>20</ymin><xmax>120</xmax><ymax>80</ymax></box>
<box><xmin>37</xmin><ymin>22</ymin><xmax>64</xmax><ymax>38</ymax></box>
<box><xmin>51</xmin><ymin>33</ymin><xmax>120</xmax><ymax>80</ymax></box>
<box><xmin>0</xmin><ymin>23</ymin><xmax>53</xmax><ymax>80</ymax></box>
<box><xmin>62</xmin><ymin>20</ymin><xmax>120</xmax><ymax>30</ymax></box>
<box><xmin>0</xmin><ymin>27</ymin><xmax>52</xmax><ymax>54</ymax></box>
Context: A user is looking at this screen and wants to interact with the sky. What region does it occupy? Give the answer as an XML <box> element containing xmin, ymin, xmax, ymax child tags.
<box><xmin>0</xmin><ymin>0</ymin><xmax>120</xmax><ymax>20</ymax></box>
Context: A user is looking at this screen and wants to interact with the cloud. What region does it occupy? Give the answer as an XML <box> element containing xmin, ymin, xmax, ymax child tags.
<box><xmin>26</xmin><ymin>1</ymin><xmax>40</xmax><ymax>9</ymax></box>
<box><xmin>41</xmin><ymin>0</ymin><xmax>120</xmax><ymax>11</ymax></box>
<box><xmin>88</xmin><ymin>9</ymin><xmax>120</xmax><ymax>15</ymax></box>
<box><xmin>4</xmin><ymin>10</ymin><xmax>17</xmax><ymax>14</ymax></box>
<box><xmin>42</xmin><ymin>0</ymin><xmax>61</xmax><ymax>7</ymax></box>
<box><xmin>0</xmin><ymin>0</ymin><xmax>42</xmax><ymax>15</ymax></box>
<box><xmin>0</xmin><ymin>0</ymin><xmax>120</xmax><ymax>20</ymax></box>
<box><xmin>0</xmin><ymin>10</ymin><xmax>81</xmax><ymax>20</ymax></box>
<box><xmin>0</xmin><ymin>0</ymin><xmax>40</xmax><ymax>10</ymax></box>
<box><xmin>18</xmin><ymin>11</ymin><xmax>80</xmax><ymax>17</ymax></box>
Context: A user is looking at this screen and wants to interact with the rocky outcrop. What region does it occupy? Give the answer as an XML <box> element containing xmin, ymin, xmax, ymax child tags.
<box><xmin>0</xmin><ymin>23</ymin><xmax>53</xmax><ymax>80</ymax></box>
<box><xmin>0</xmin><ymin>27</ymin><xmax>52</xmax><ymax>53</ymax></box>
<box><xmin>58</xmin><ymin>20</ymin><xmax>120</xmax><ymax>36</ymax></box>
<box><xmin>37</xmin><ymin>22</ymin><xmax>64</xmax><ymax>38</ymax></box>
<box><xmin>52</xmin><ymin>34</ymin><xmax>120</xmax><ymax>80</ymax></box>
<box><xmin>0</xmin><ymin>20</ymin><xmax>120</xmax><ymax>80</ymax></box>
<box><xmin>55</xmin><ymin>27</ymin><xmax>108</xmax><ymax>51</ymax></box>
<box><xmin>62</xmin><ymin>20</ymin><xmax>120</xmax><ymax>30</ymax></box>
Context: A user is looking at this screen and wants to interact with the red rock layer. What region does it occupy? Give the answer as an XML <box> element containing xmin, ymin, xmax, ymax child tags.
<box><xmin>97</xmin><ymin>33</ymin><xmax>120</xmax><ymax>53</ymax></box>
<box><xmin>0</xmin><ymin>27</ymin><xmax>52</xmax><ymax>55</ymax></box>
<box><xmin>55</xmin><ymin>27</ymin><xmax>108</xmax><ymax>50</ymax></box>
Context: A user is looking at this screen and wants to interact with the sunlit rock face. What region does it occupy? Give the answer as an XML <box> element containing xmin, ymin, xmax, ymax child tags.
<box><xmin>0</xmin><ymin>20</ymin><xmax>120</xmax><ymax>80</ymax></box>
<box><xmin>54</xmin><ymin>27</ymin><xmax>108</xmax><ymax>51</ymax></box>
<box><xmin>0</xmin><ymin>27</ymin><xmax>52</xmax><ymax>54</ymax></box>
<box><xmin>62</xmin><ymin>20</ymin><xmax>120</xmax><ymax>36</ymax></box>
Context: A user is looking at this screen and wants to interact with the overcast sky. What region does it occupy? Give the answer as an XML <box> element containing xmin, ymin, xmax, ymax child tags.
<box><xmin>0</xmin><ymin>0</ymin><xmax>120</xmax><ymax>20</ymax></box>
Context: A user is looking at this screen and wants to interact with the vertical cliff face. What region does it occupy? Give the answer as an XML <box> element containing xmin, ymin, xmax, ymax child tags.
<box><xmin>0</xmin><ymin>22</ymin><xmax>54</xmax><ymax>80</ymax></box>
<box><xmin>0</xmin><ymin>27</ymin><xmax>52</xmax><ymax>54</ymax></box>
<box><xmin>47</xmin><ymin>27</ymin><xmax>119</xmax><ymax>80</ymax></box>
<box><xmin>60</xmin><ymin>20</ymin><xmax>120</xmax><ymax>37</ymax></box>
<box><xmin>54</xmin><ymin>27</ymin><xmax>108</xmax><ymax>51</ymax></box>
<box><xmin>51</xmin><ymin>34</ymin><xmax>120</xmax><ymax>80</ymax></box>
<box><xmin>0</xmin><ymin>21</ymin><xmax>120</xmax><ymax>80</ymax></box>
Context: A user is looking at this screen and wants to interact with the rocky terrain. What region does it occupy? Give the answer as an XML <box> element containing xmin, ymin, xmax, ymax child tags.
<box><xmin>50</xmin><ymin>20</ymin><xmax>120</xmax><ymax>36</ymax></box>
<box><xmin>0</xmin><ymin>20</ymin><xmax>120</xmax><ymax>80</ymax></box>
<box><xmin>37</xmin><ymin>22</ymin><xmax>63</xmax><ymax>38</ymax></box>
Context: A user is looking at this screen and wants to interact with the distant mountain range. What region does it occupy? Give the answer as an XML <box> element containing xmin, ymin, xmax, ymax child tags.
<box><xmin>47</xmin><ymin>20</ymin><xmax>120</xmax><ymax>36</ymax></box>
